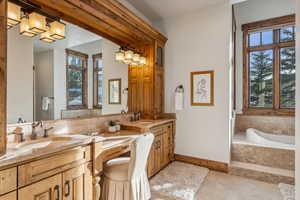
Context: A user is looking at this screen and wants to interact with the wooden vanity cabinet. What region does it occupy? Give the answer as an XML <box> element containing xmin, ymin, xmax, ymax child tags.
<box><xmin>128</xmin><ymin>41</ymin><xmax>166</xmax><ymax>119</ymax></box>
<box><xmin>1</xmin><ymin>192</ymin><xmax>17</xmax><ymax>200</ymax></box>
<box><xmin>147</xmin><ymin>122</ymin><xmax>174</xmax><ymax>177</ymax></box>
<box><xmin>19</xmin><ymin>173</ymin><xmax>62</xmax><ymax>200</ymax></box>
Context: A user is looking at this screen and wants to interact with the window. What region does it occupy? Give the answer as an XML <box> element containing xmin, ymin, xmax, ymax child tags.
<box><xmin>243</xmin><ymin>15</ymin><xmax>295</xmax><ymax>115</ymax></box>
<box><xmin>66</xmin><ymin>49</ymin><xmax>88</xmax><ymax>109</ymax></box>
<box><xmin>93</xmin><ymin>53</ymin><xmax>104</xmax><ymax>108</ymax></box>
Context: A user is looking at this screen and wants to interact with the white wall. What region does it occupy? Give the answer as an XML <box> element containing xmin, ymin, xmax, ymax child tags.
<box><xmin>53</xmin><ymin>47</ymin><xmax>66</xmax><ymax>120</ymax></box>
<box><xmin>102</xmin><ymin>39</ymin><xmax>128</xmax><ymax>115</ymax></box>
<box><xmin>7</xmin><ymin>27</ymin><xmax>34</xmax><ymax>124</ymax></box>
<box><xmin>34</xmin><ymin>51</ymin><xmax>54</xmax><ymax>121</ymax></box>
<box><xmin>295</xmin><ymin>0</ymin><xmax>299</xmax><ymax>198</ymax></box>
<box><xmin>162</xmin><ymin>2</ymin><xmax>232</xmax><ymax>163</ymax></box>
<box><xmin>234</xmin><ymin>0</ymin><xmax>296</xmax><ymax>113</ymax></box>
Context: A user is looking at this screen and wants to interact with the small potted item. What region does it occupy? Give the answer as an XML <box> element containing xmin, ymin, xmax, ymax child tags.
<box><xmin>115</xmin><ymin>121</ymin><xmax>121</xmax><ymax>131</ymax></box>
<box><xmin>108</xmin><ymin>121</ymin><xmax>117</xmax><ymax>133</ymax></box>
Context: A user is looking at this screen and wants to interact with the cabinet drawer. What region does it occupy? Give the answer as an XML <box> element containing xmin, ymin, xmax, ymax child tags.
<box><xmin>0</xmin><ymin>168</ymin><xmax>17</xmax><ymax>195</ymax></box>
<box><xmin>150</xmin><ymin>127</ymin><xmax>163</xmax><ymax>135</ymax></box>
<box><xmin>18</xmin><ymin>146</ymin><xmax>90</xmax><ymax>187</ymax></box>
<box><xmin>0</xmin><ymin>191</ymin><xmax>17</xmax><ymax>200</ymax></box>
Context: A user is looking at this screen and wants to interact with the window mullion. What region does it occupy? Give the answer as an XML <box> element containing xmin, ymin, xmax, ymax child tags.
<box><xmin>273</xmin><ymin>29</ymin><xmax>280</xmax><ymax>110</ymax></box>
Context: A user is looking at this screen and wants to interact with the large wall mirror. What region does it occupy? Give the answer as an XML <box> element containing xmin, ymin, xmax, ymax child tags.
<box><xmin>7</xmin><ymin>20</ymin><xmax>129</xmax><ymax>124</ymax></box>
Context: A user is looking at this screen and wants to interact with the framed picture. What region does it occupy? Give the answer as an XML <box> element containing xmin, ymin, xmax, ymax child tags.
<box><xmin>191</xmin><ymin>70</ymin><xmax>214</xmax><ymax>106</ymax></box>
<box><xmin>108</xmin><ymin>79</ymin><xmax>121</xmax><ymax>104</ymax></box>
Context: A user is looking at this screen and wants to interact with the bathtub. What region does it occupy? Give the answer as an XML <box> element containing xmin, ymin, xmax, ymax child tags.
<box><xmin>246</xmin><ymin>128</ymin><xmax>295</xmax><ymax>150</ymax></box>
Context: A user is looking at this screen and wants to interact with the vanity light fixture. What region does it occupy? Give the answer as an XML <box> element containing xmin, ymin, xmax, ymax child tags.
<box><xmin>28</xmin><ymin>12</ymin><xmax>47</xmax><ymax>34</ymax></box>
<box><xmin>20</xmin><ymin>16</ymin><xmax>37</xmax><ymax>37</ymax></box>
<box><xmin>50</xmin><ymin>21</ymin><xmax>66</xmax><ymax>40</ymax></box>
<box><xmin>7</xmin><ymin>2</ymin><xmax>21</xmax><ymax>26</ymax></box>
<box><xmin>7</xmin><ymin>24</ymin><xmax>13</xmax><ymax>29</ymax></box>
<box><xmin>40</xmin><ymin>25</ymin><xmax>55</xmax><ymax>43</ymax></box>
<box><xmin>124</xmin><ymin>50</ymin><xmax>134</xmax><ymax>60</ymax></box>
<box><xmin>139</xmin><ymin>57</ymin><xmax>146</xmax><ymax>65</ymax></box>
<box><xmin>132</xmin><ymin>53</ymin><xmax>140</xmax><ymax>63</ymax></box>
<box><xmin>115</xmin><ymin>49</ymin><xmax>125</xmax><ymax>62</ymax></box>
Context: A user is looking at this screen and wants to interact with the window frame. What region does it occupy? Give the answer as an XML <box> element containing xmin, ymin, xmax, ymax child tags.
<box><xmin>242</xmin><ymin>15</ymin><xmax>295</xmax><ymax>116</ymax></box>
<box><xmin>92</xmin><ymin>53</ymin><xmax>103</xmax><ymax>109</ymax></box>
<box><xmin>66</xmin><ymin>49</ymin><xmax>88</xmax><ymax>110</ymax></box>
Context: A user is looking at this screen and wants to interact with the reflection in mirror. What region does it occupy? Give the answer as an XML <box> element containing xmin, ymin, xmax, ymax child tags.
<box><xmin>7</xmin><ymin>21</ymin><xmax>128</xmax><ymax>124</ymax></box>
<box><xmin>108</xmin><ymin>79</ymin><xmax>121</xmax><ymax>104</ymax></box>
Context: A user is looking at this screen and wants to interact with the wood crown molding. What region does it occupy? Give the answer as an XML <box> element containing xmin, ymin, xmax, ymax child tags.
<box><xmin>26</xmin><ymin>0</ymin><xmax>167</xmax><ymax>47</ymax></box>
<box><xmin>175</xmin><ymin>154</ymin><xmax>229</xmax><ymax>173</ymax></box>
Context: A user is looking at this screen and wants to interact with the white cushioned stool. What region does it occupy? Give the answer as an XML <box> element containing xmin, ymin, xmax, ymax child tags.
<box><xmin>102</xmin><ymin>133</ymin><xmax>154</xmax><ymax>200</ymax></box>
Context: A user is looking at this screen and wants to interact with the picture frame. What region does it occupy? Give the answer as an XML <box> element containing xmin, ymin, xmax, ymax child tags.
<box><xmin>108</xmin><ymin>78</ymin><xmax>121</xmax><ymax>104</ymax></box>
<box><xmin>191</xmin><ymin>70</ymin><xmax>214</xmax><ymax>106</ymax></box>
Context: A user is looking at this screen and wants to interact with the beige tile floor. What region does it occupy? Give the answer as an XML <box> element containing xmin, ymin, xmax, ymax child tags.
<box><xmin>196</xmin><ymin>171</ymin><xmax>282</xmax><ymax>200</ymax></box>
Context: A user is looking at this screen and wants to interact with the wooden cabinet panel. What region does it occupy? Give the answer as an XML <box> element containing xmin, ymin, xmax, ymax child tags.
<box><xmin>62</xmin><ymin>165</ymin><xmax>85</xmax><ymax>200</ymax></box>
<box><xmin>18</xmin><ymin>174</ymin><xmax>62</xmax><ymax>200</ymax></box>
<box><xmin>0</xmin><ymin>168</ymin><xmax>17</xmax><ymax>195</ymax></box>
<box><xmin>18</xmin><ymin>146</ymin><xmax>90</xmax><ymax>187</ymax></box>
<box><xmin>148</xmin><ymin>123</ymin><xmax>174</xmax><ymax>177</ymax></box>
<box><xmin>0</xmin><ymin>192</ymin><xmax>17</xmax><ymax>200</ymax></box>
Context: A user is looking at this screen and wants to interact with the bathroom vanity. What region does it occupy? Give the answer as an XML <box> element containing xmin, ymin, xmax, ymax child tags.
<box><xmin>0</xmin><ymin>119</ymin><xmax>175</xmax><ymax>200</ymax></box>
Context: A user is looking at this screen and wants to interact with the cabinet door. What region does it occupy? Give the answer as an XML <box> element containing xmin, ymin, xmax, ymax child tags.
<box><xmin>154</xmin><ymin>135</ymin><xmax>162</xmax><ymax>174</ymax></box>
<box><xmin>62</xmin><ymin>165</ymin><xmax>85</xmax><ymax>200</ymax></box>
<box><xmin>147</xmin><ymin>144</ymin><xmax>155</xmax><ymax>177</ymax></box>
<box><xmin>19</xmin><ymin>174</ymin><xmax>62</xmax><ymax>200</ymax></box>
<box><xmin>1</xmin><ymin>191</ymin><xmax>17</xmax><ymax>200</ymax></box>
<box><xmin>162</xmin><ymin>131</ymin><xmax>170</xmax><ymax>167</ymax></box>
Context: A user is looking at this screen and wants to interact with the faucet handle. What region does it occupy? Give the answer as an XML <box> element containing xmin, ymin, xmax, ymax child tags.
<box><xmin>43</xmin><ymin>127</ymin><xmax>54</xmax><ymax>138</ymax></box>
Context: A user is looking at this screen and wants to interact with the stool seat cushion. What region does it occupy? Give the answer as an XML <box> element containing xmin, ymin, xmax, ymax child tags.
<box><xmin>104</xmin><ymin>157</ymin><xmax>130</xmax><ymax>181</ymax></box>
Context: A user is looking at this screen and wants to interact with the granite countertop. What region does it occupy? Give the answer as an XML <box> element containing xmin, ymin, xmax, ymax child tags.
<box><xmin>0</xmin><ymin>118</ymin><xmax>174</xmax><ymax>169</ymax></box>
<box><xmin>120</xmin><ymin>119</ymin><xmax>175</xmax><ymax>131</ymax></box>
<box><xmin>0</xmin><ymin>133</ymin><xmax>136</xmax><ymax>169</ymax></box>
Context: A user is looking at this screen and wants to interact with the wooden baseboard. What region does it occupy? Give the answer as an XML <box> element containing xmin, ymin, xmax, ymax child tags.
<box><xmin>174</xmin><ymin>154</ymin><xmax>228</xmax><ymax>173</ymax></box>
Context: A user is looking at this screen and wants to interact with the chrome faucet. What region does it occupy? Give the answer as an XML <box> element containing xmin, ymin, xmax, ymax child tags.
<box><xmin>31</xmin><ymin>121</ymin><xmax>43</xmax><ymax>140</ymax></box>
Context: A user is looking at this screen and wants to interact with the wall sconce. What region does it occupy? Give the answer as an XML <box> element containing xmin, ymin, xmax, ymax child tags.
<box><xmin>40</xmin><ymin>25</ymin><xmax>55</xmax><ymax>43</ymax></box>
<box><xmin>20</xmin><ymin>16</ymin><xmax>36</xmax><ymax>37</ymax></box>
<box><xmin>7</xmin><ymin>2</ymin><xmax>21</xmax><ymax>26</ymax></box>
<box><xmin>28</xmin><ymin>12</ymin><xmax>47</xmax><ymax>33</ymax></box>
<box><xmin>50</xmin><ymin>21</ymin><xmax>66</xmax><ymax>40</ymax></box>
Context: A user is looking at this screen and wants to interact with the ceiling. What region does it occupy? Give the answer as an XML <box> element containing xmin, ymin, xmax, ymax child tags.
<box><xmin>125</xmin><ymin>0</ymin><xmax>228</xmax><ymax>21</ymax></box>
<box><xmin>33</xmin><ymin>21</ymin><xmax>101</xmax><ymax>53</ymax></box>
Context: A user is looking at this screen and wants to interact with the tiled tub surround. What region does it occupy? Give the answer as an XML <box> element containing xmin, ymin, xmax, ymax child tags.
<box><xmin>235</xmin><ymin>114</ymin><xmax>295</xmax><ymax>136</ymax></box>
<box><xmin>231</xmin><ymin>114</ymin><xmax>295</xmax><ymax>184</ymax></box>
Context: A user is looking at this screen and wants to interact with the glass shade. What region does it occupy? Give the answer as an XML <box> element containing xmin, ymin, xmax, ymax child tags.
<box><xmin>20</xmin><ymin>16</ymin><xmax>36</xmax><ymax>37</ymax></box>
<box><xmin>124</xmin><ymin>50</ymin><xmax>134</xmax><ymax>60</ymax></box>
<box><xmin>50</xmin><ymin>21</ymin><xmax>66</xmax><ymax>40</ymax></box>
<box><xmin>133</xmin><ymin>53</ymin><xmax>140</xmax><ymax>62</ymax></box>
<box><xmin>40</xmin><ymin>26</ymin><xmax>55</xmax><ymax>43</ymax></box>
<box><xmin>115</xmin><ymin>50</ymin><xmax>125</xmax><ymax>62</ymax></box>
<box><xmin>28</xmin><ymin>13</ymin><xmax>47</xmax><ymax>34</ymax></box>
<box><xmin>7</xmin><ymin>24</ymin><xmax>12</xmax><ymax>29</ymax></box>
<box><xmin>123</xmin><ymin>59</ymin><xmax>131</xmax><ymax>64</ymax></box>
<box><xmin>139</xmin><ymin>57</ymin><xmax>146</xmax><ymax>65</ymax></box>
<box><xmin>7</xmin><ymin>2</ymin><xmax>21</xmax><ymax>25</ymax></box>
